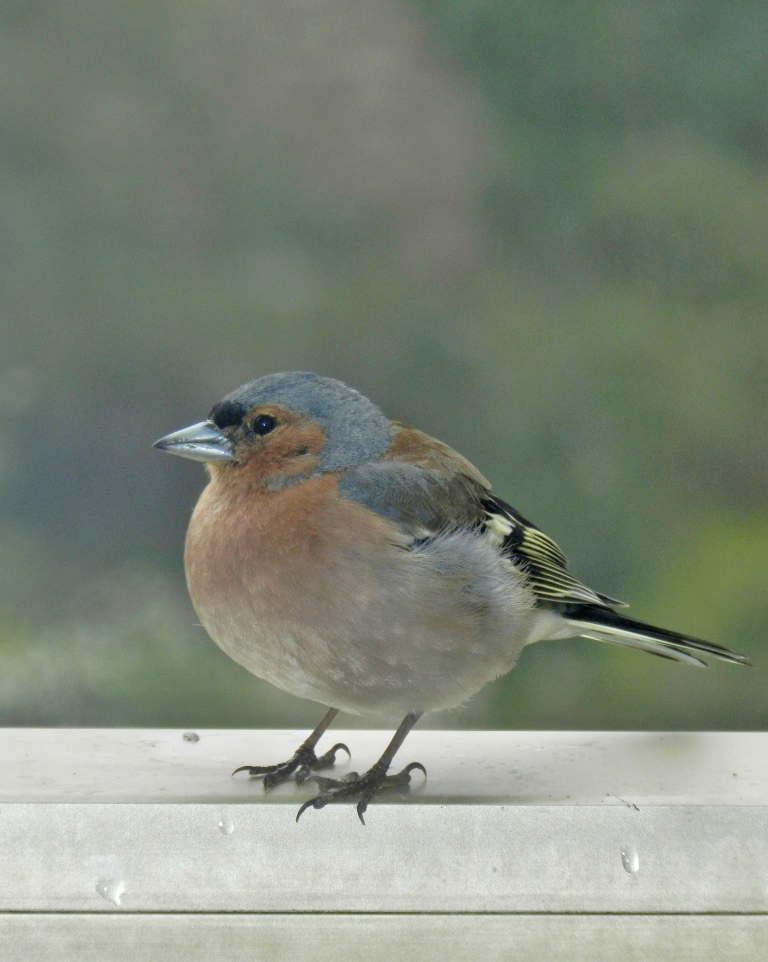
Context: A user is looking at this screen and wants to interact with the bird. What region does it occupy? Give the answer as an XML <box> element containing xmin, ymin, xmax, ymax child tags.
<box><xmin>154</xmin><ymin>371</ymin><xmax>748</xmax><ymax>823</ymax></box>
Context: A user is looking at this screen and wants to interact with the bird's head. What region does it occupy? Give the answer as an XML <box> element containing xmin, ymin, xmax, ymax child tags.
<box><xmin>154</xmin><ymin>372</ymin><xmax>393</xmax><ymax>488</ymax></box>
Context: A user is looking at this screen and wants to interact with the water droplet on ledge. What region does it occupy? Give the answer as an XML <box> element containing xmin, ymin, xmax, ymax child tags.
<box><xmin>621</xmin><ymin>843</ymin><xmax>640</xmax><ymax>875</ymax></box>
<box><xmin>96</xmin><ymin>876</ymin><xmax>126</xmax><ymax>905</ymax></box>
<box><xmin>218</xmin><ymin>815</ymin><xmax>235</xmax><ymax>835</ymax></box>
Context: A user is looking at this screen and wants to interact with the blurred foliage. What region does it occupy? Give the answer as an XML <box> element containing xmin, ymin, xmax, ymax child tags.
<box><xmin>0</xmin><ymin>0</ymin><xmax>765</xmax><ymax>730</ymax></box>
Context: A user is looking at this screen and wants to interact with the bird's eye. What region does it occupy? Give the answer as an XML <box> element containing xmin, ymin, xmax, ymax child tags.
<box><xmin>251</xmin><ymin>414</ymin><xmax>277</xmax><ymax>436</ymax></box>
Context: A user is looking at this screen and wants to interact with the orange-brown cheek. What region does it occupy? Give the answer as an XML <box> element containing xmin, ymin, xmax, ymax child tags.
<box><xmin>233</xmin><ymin>420</ymin><xmax>327</xmax><ymax>486</ymax></box>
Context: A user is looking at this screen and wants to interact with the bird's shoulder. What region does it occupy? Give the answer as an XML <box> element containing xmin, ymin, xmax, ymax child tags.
<box><xmin>337</xmin><ymin>422</ymin><xmax>488</xmax><ymax>533</ymax></box>
<box><xmin>382</xmin><ymin>422</ymin><xmax>491</xmax><ymax>488</ymax></box>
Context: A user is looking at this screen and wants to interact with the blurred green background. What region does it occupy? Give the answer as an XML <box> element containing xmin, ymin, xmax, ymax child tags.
<box><xmin>1</xmin><ymin>0</ymin><xmax>766</xmax><ymax>731</ymax></box>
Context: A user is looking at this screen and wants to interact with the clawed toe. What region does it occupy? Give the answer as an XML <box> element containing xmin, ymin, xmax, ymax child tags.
<box><xmin>296</xmin><ymin>759</ymin><xmax>427</xmax><ymax>824</ymax></box>
<box><xmin>232</xmin><ymin>740</ymin><xmax>351</xmax><ymax>789</ymax></box>
<box><xmin>303</xmin><ymin>770</ymin><xmax>361</xmax><ymax>790</ymax></box>
<box><xmin>297</xmin><ymin>742</ymin><xmax>350</xmax><ymax>782</ymax></box>
<box><xmin>390</xmin><ymin>761</ymin><xmax>427</xmax><ymax>783</ymax></box>
<box><xmin>232</xmin><ymin>763</ymin><xmax>269</xmax><ymax>777</ymax></box>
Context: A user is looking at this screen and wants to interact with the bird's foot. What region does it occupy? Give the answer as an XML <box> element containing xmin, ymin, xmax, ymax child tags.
<box><xmin>296</xmin><ymin>760</ymin><xmax>427</xmax><ymax>824</ymax></box>
<box><xmin>232</xmin><ymin>740</ymin><xmax>350</xmax><ymax>789</ymax></box>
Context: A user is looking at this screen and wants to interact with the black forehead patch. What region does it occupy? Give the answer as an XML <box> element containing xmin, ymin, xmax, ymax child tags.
<box><xmin>209</xmin><ymin>399</ymin><xmax>245</xmax><ymax>429</ymax></box>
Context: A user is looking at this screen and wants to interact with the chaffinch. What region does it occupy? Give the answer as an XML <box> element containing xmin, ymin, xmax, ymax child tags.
<box><xmin>155</xmin><ymin>371</ymin><xmax>748</xmax><ymax>823</ymax></box>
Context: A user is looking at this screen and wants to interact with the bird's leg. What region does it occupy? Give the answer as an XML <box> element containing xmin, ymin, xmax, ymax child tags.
<box><xmin>232</xmin><ymin>707</ymin><xmax>350</xmax><ymax>788</ymax></box>
<box><xmin>296</xmin><ymin>711</ymin><xmax>426</xmax><ymax>824</ymax></box>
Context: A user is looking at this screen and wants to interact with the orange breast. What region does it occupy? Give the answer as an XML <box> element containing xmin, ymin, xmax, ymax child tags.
<box><xmin>184</xmin><ymin>471</ymin><xmax>400</xmax><ymax>638</ymax></box>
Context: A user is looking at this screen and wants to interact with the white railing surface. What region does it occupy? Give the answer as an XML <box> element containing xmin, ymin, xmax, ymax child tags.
<box><xmin>1</xmin><ymin>729</ymin><xmax>766</xmax><ymax>960</ymax></box>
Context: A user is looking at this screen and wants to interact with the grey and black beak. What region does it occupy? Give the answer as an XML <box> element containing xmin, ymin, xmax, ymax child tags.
<box><xmin>153</xmin><ymin>421</ymin><xmax>235</xmax><ymax>462</ymax></box>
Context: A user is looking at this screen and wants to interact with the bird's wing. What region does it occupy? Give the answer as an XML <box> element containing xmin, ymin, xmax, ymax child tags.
<box><xmin>341</xmin><ymin>423</ymin><xmax>622</xmax><ymax>609</ymax></box>
<box><xmin>481</xmin><ymin>494</ymin><xmax>624</xmax><ymax>608</ymax></box>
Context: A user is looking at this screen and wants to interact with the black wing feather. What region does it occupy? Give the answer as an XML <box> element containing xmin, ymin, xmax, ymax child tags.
<box><xmin>481</xmin><ymin>494</ymin><xmax>625</xmax><ymax>608</ymax></box>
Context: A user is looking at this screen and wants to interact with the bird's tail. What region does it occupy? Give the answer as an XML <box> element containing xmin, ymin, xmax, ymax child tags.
<box><xmin>562</xmin><ymin>604</ymin><xmax>750</xmax><ymax>668</ymax></box>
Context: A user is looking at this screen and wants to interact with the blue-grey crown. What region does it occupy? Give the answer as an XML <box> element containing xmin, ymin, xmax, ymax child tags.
<box><xmin>212</xmin><ymin>372</ymin><xmax>393</xmax><ymax>471</ymax></box>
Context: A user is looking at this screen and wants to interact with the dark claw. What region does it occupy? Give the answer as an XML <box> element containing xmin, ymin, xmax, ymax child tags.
<box><xmin>296</xmin><ymin>743</ymin><xmax>351</xmax><ymax>783</ymax></box>
<box><xmin>314</xmin><ymin>742</ymin><xmax>351</xmax><ymax>768</ymax></box>
<box><xmin>233</xmin><ymin>740</ymin><xmax>351</xmax><ymax>789</ymax></box>
<box><xmin>296</xmin><ymin>759</ymin><xmax>427</xmax><ymax>823</ymax></box>
<box><xmin>231</xmin><ymin>763</ymin><xmax>272</xmax><ymax>777</ymax></box>
<box><xmin>296</xmin><ymin>796</ymin><xmax>326</xmax><ymax>822</ymax></box>
<box><xmin>399</xmin><ymin>761</ymin><xmax>428</xmax><ymax>782</ymax></box>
